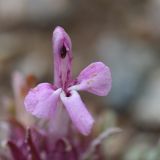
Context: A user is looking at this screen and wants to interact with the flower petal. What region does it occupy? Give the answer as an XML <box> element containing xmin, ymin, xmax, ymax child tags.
<box><xmin>60</xmin><ymin>90</ymin><xmax>94</xmax><ymax>136</ymax></box>
<box><xmin>48</xmin><ymin>101</ymin><xmax>70</xmax><ymax>139</ymax></box>
<box><xmin>24</xmin><ymin>83</ymin><xmax>61</xmax><ymax>118</ymax></box>
<box><xmin>69</xmin><ymin>62</ymin><xmax>112</xmax><ymax>96</ymax></box>
<box><xmin>53</xmin><ymin>26</ymin><xmax>73</xmax><ymax>89</ymax></box>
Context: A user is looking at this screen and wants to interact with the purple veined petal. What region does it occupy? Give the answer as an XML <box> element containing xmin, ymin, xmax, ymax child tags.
<box><xmin>24</xmin><ymin>83</ymin><xmax>62</xmax><ymax>118</ymax></box>
<box><xmin>69</xmin><ymin>62</ymin><xmax>112</xmax><ymax>96</ymax></box>
<box><xmin>60</xmin><ymin>90</ymin><xmax>94</xmax><ymax>136</ymax></box>
<box><xmin>53</xmin><ymin>26</ymin><xmax>72</xmax><ymax>89</ymax></box>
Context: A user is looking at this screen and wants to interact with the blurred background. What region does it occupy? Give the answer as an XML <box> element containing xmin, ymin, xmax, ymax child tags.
<box><xmin>1</xmin><ymin>0</ymin><xmax>160</xmax><ymax>159</ymax></box>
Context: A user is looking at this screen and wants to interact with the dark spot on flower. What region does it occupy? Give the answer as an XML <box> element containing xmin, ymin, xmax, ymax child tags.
<box><xmin>60</xmin><ymin>45</ymin><xmax>67</xmax><ymax>58</ymax></box>
<box><xmin>66</xmin><ymin>91</ymin><xmax>71</xmax><ymax>97</ymax></box>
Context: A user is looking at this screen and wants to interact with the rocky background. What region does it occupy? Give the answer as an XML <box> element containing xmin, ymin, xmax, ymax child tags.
<box><xmin>1</xmin><ymin>0</ymin><xmax>160</xmax><ymax>159</ymax></box>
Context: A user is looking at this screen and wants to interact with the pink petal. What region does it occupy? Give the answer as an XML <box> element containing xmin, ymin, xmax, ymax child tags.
<box><xmin>52</xmin><ymin>26</ymin><xmax>73</xmax><ymax>89</ymax></box>
<box><xmin>24</xmin><ymin>83</ymin><xmax>61</xmax><ymax>118</ymax></box>
<box><xmin>48</xmin><ymin>101</ymin><xmax>70</xmax><ymax>139</ymax></box>
<box><xmin>69</xmin><ymin>62</ymin><xmax>112</xmax><ymax>96</ymax></box>
<box><xmin>60</xmin><ymin>90</ymin><xmax>94</xmax><ymax>136</ymax></box>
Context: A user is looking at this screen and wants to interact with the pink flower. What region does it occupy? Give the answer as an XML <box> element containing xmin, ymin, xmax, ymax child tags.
<box><xmin>24</xmin><ymin>26</ymin><xmax>112</xmax><ymax>136</ymax></box>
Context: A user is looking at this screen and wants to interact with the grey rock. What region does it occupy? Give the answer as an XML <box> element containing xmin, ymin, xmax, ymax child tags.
<box><xmin>95</xmin><ymin>33</ymin><xmax>156</xmax><ymax>111</ymax></box>
<box><xmin>133</xmin><ymin>68</ymin><xmax>160</xmax><ymax>127</ymax></box>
